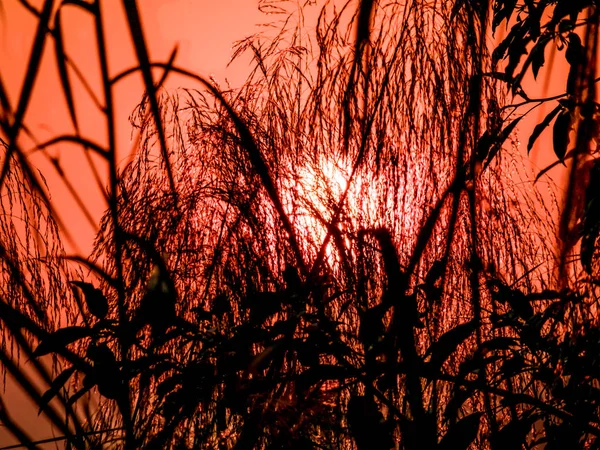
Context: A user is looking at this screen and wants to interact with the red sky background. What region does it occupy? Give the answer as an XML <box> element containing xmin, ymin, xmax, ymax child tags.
<box><xmin>1</xmin><ymin>0</ymin><xmax>266</xmax><ymax>256</ymax></box>
<box><xmin>0</xmin><ymin>0</ymin><xmax>568</xmax><ymax>256</ymax></box>
<box><xmin>0</xmin><ymin>1</ymin><xmax>266</xmax><ymax>445</ymax></box>
<box><xmin>0</xmin><ymin>0</ymin><xmax>570</xmax><ymax>446</ymax></box>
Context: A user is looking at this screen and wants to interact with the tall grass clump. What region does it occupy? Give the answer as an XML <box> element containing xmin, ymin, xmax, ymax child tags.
<box><xmin>1</xmin><ymin>0</ymin><xmax>600</xmax><ymax>449</ymax></box>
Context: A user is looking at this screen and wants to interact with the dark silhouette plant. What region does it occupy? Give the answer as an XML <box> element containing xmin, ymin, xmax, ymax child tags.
<box><xmin>1</xmin><ymin>0</ymin><xmax>600</xmax><ymax>449</ymax></box>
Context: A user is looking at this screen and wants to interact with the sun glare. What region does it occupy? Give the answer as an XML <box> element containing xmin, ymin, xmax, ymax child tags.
<box><xmin>282</xmin><ymin>154</ymin><xmax>384</xmax><ymax>263</ymax></box>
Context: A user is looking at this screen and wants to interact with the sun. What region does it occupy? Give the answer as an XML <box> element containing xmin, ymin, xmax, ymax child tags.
<box><xmin>281</xmin><ymin>154</ymin><xmax>381</xmax><ymax>262</ymax></box>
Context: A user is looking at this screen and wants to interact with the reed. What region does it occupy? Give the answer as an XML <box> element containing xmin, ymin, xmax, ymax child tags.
<box><xmin>0</xmin><ymin>0</ymin><xmax>599</xmax><ymax>449</ymax></box>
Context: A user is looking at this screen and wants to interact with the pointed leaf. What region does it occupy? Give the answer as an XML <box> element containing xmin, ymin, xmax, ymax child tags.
<box><xmin>211</xmin><ymin>293</ymin><xmax>231</xmax><ymax>316</ymax></box>
<box><xmin>474</xmin><ymin>130</ymin><xmax>494</xmax><ymax>163</ymax></box>
<box><xmin>87</xmin><ymin>343</ymin><xmax>117</xmax><ymax>369</ymax></box>
<box><xmin>534</xmin><ymin>148</ymin><xmax>577</xmax><ymax>182</ymax></box>
<box><xmin>492</xmin><ymin>0</ymin><xmax>518</xmax><ymax>32</ymax></box>
<box><xmin>425</xmin><ymin>320</ymin><xmax>476</xmax><ymax>372</ymax></box>
<box><xmin>71</xmin><ymin>281</ymin><xmax>109</xmax><ymax>319</ymax></box>
<box><xmin>553</xmin><ymin>109</ymin><xmax>571</xmax><ymax>161</ymax></box>
<box><xmin>507</xmin><ymin>295</ymin><xmax>534</xmax><ymax>321</ymax></box>
<box><xmin>246</xmin><ymin>291</ymin><xmax>284</xmax><ymax>324</ymax></box>
<box><xmin>531</xmin><ymin>38</ymin><xmax>549</xmax><ymax>79</ymax></box>
<box><xmin>425</xmin><ymin>259</ymin><xmax>446</xmax><ymax>288</ymax></box>
<box><xmin>296</xmin><ymin>364</ymin><xmax>351</xmax><ymax>392</ymax></box>
<box><xmin>137</xmin><ymin>264</ymin><xmax>177</xmax><ymax>334</ymax></box>
<box><xmin>67</xmin><ymin>384</ymin><xmax>93</xmax><ymax>406</ymax></box>
<box><xmin>249</xmin><ymin>339</ymin><xmax>287</xmax><ymax>373</ymax></box>
<box><xmin>371</xmin><ymin>228</ymin><xmax>403</xmax><ymax>292</ymax></box>
<box><xmin>283</xmin><ymin>263</ymin><xmax>302</xmax><ymax>291</ymax></box>
<box><xmin>33</xmin><ymin>326</ymin><xmax>92</xmax><ymax>357</ymax></box>
<box><xmin>490</xmin><ymin>414</ymin><xmax>537</xmax><ymax>450</ymax></box>
<box><xmin>527</xmin><ymin>105</ymin><xmax>562</xmax><ymax>153</ymax></box>
<box><xmin>505</xmin><ymin>25</ymin><xmax>529</xmax><ymax>78</ymax></box>
<box><xmin>483</xmin><ymin>115</ymin><xmax>524</xmax><ymax>171</ymax></box>
<box><xmin>438</xmin><ymin>412</ymin><xmax>482</xmax><ymax>450</ymax></box>
<box><xmin>500</xmin><ymin>354</ymin><xmax>526</xmax><ymax>379</ymax></box>
<box><xmin>480</xmin><ymin>337</ymin><xmax>519</xmax><ymax>353</ymax></box>
<box><xmin>444</xmin><ymin>387</ymin><xmax>474</xmax><ymax>422</ymax></box>
<box><xmin>565</xmin><ymin>33</ymin><xmax>585</xmax><ymax>67</ymax></box>
<box><xmin>38</xmin><ymin>366</ymin><xmax>76</xmax><ymax>414</ymax></box>
<box><xmin>347</xmin><ymin>395</ymin><xmax>394</xmax><ymax>450</ymax></box>
<box><xmin>359</xmin><ymin>303</ymin><xmax>387</xmax><ymax>352</ymax></box>
<box><xmin>581</xmin><ymin>159</ymin><xmax>600</xmax><ymax>273</ymax></box>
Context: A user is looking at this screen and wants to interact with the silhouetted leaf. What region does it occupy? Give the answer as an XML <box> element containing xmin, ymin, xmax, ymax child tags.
<box><xmin>87</xmin><ymin>344</ymin><xmax>125</xmax><ymax>402</ymax></box>
<box><xmin>565</xmin><ymin>33</ymin><xmax>585</xmax><ymax>96</ymax></box>
<box><xmin>581</xmin><ymin>159</ymin><xmax>600</xmax><ymax>273</ymax></box>
<box><xmin>500</xmin><ymin>354</ymin><xmax>526</xmax><ymax>379</ymax></box>
<box><xmin>33</xmin><ymin>326</ymin><xmax>92</xmax><ymax>357</ymax></box>
<box><xmin>425</xmin><ymin>259</ymin><xmax>446</xmax><ymax>289</ymax></box>
<box><xmin>565</xmin><ymin>33</ymin><xmax>585</xmax><ymax>67</ymax></box>
<box><xmin>553</xmin><ymin>109</ymin><xmax>571</xmax><ymax>160</ymax></box>
<box><xmin>249</xmin><ymin>340</ymin><xmax>285</xmax><ymax>373</ymax></box>
<box><xmin>444</xmin><ymin>387</ymin><xmax>474</xmax><ymax>423</ymax></box>
<box><xmin>246</xmin><ymin>291</ymin><xmax>284</xmax><ymax>324</ymax></box>
<box><xmin>347</xmin><ymin>395</ymin><xmax>394</xmax><ymax>450</ymax></box>
<box><xmin>492</xmin><ymin>0</ymin><xmax>518</xmax><ymax>32</ymax></box>
<box><xmin>122</xmin><ymin>0</ymin><xmax>178</xmax><ymax>198</ymax></box>
<box><xmin>490</xmin><ymin>413</ymin><xmax>537</xmax><ymax>450</ymax></box>
<box><xmin>507</xmin><ymin>296</ymin><xmax>534</xmax><ymax>321</ymax></box>
<box><xmin>359</xmin><ymin>303</ymin><xmax>387</xmax><ymax>353</ymax></box>
<box><xmin>493</xmin><ymin>21</ymin><xmax>525</xmax><ymax>64</ymax></box>
<box><xmin>71</xmin><ymin>281</ymin><xmax>109</xmax><ymax>319</ymax></box>
<box><xmin>425</xmin><ymin>320</ymin><xmax>476</xmax><ymax>372</ymax></box>
<box><xmin>534</xmin><ymin>148</ymin><xmax>577</xmax><ymax>182</ymax></box>
<box><xmin>493</xmin><ymin>20</ymin><xmax>530</xmax><ymax>78</ymax></box>
<box><xmin>296</xmin><ymin>364</ymin><xmax>351</xmax><ymax>392</ymax></box>
<box><xmin>531</xmin><ymin>37</ymin><xmax>549</xmax><ymax>79</ymax></box>
<box><xmin>551</xmin><ymin>1</ymin><xmax>578</xmax><ymax>25</ymax></box>
<box><xmin>137</xmin><ymin>264</ymin><xmax>177</xmax><ymax>335</ymax></box>
<box><xmin>527</xmin><ymin>105</ymin><xmax>562</xmax><ymax>153</ymax></box>
<box><xmin>488</xmin><ymin>279</ymin><xmax>534</xmax><ymax>320</ymax></box>
<box><xmin>283</xmin><ymin>263</ymin><xmax>302</xmax><ymax>292</ymax></box>
<box><xmin>371</xmin><ymin>228</ymin><xmax>403</xmax><ymax>293</ymax></box>
<box><xmin>480</xmin><ymin>337</ymin><xmax>519</xmax><ymax>353</ymax></box>
<box><xmin>211</xmin><ymin>293</ymin><xmax>231</xmax><ymax>316</ymax></box>
<box><xmin>483</xmin><ymin>115</ymin><xmax>524</xmax><ymax>171</ymax></box>
<box><xmin>438</xmin><ymin>412</ymin><xmax>482</xmax><ymax>450</ymax></box>
<box><xmin>67</xmin><ymin>384</ymin><xmax>93</xmax><ymax>406</ymax></box>
<box><xmin>38</xmin><ymin>365</ymin><xmax>76</xmax><ymax>414</ymax></box>
<box><xmin>475</xmin><ymin>131</ymin><xmax>495</xmax><ymax>163</ymax></box>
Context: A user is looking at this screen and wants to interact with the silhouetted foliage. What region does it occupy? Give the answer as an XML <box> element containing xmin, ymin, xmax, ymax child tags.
<box><xmin>1</xmin><ymin>0</ymin><xmax>600</xmax><ymax>449</ymax></box>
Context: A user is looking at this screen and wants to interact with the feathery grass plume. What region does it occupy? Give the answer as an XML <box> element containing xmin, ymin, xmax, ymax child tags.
<box><xmin>85</xmin><ymin>1</ymin><xmax>559</xmax><ymax>447</ymax></box>
<box><xmin>0</xmin><ymin>141</ymin><xmax>92</xmax><ymax>447</ymax></box>
<box><xmin>4</xmin><ymin>0</ymin><xmax>600</xmax><ymax>448</ymax></box>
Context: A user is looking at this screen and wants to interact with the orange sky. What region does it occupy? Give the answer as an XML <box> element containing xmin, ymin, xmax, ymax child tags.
<box><xmin>1</xmin><ymin>0</ymin><xmax>266</xmax><ymax>256</ymax></box>
<box><xmin>0</xmin><ymin>0</ymin><xmax>570</xmax><ymax>256</ymax></box>
<box><xmin>0</xmin><ymin>1</ymin><xmax>573</xmax><ymax>446</ymax></box>
<box><xmin>0</xmin><ymin>1</ymin><xmax>267</xmax><ymax>446</ymax></box>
